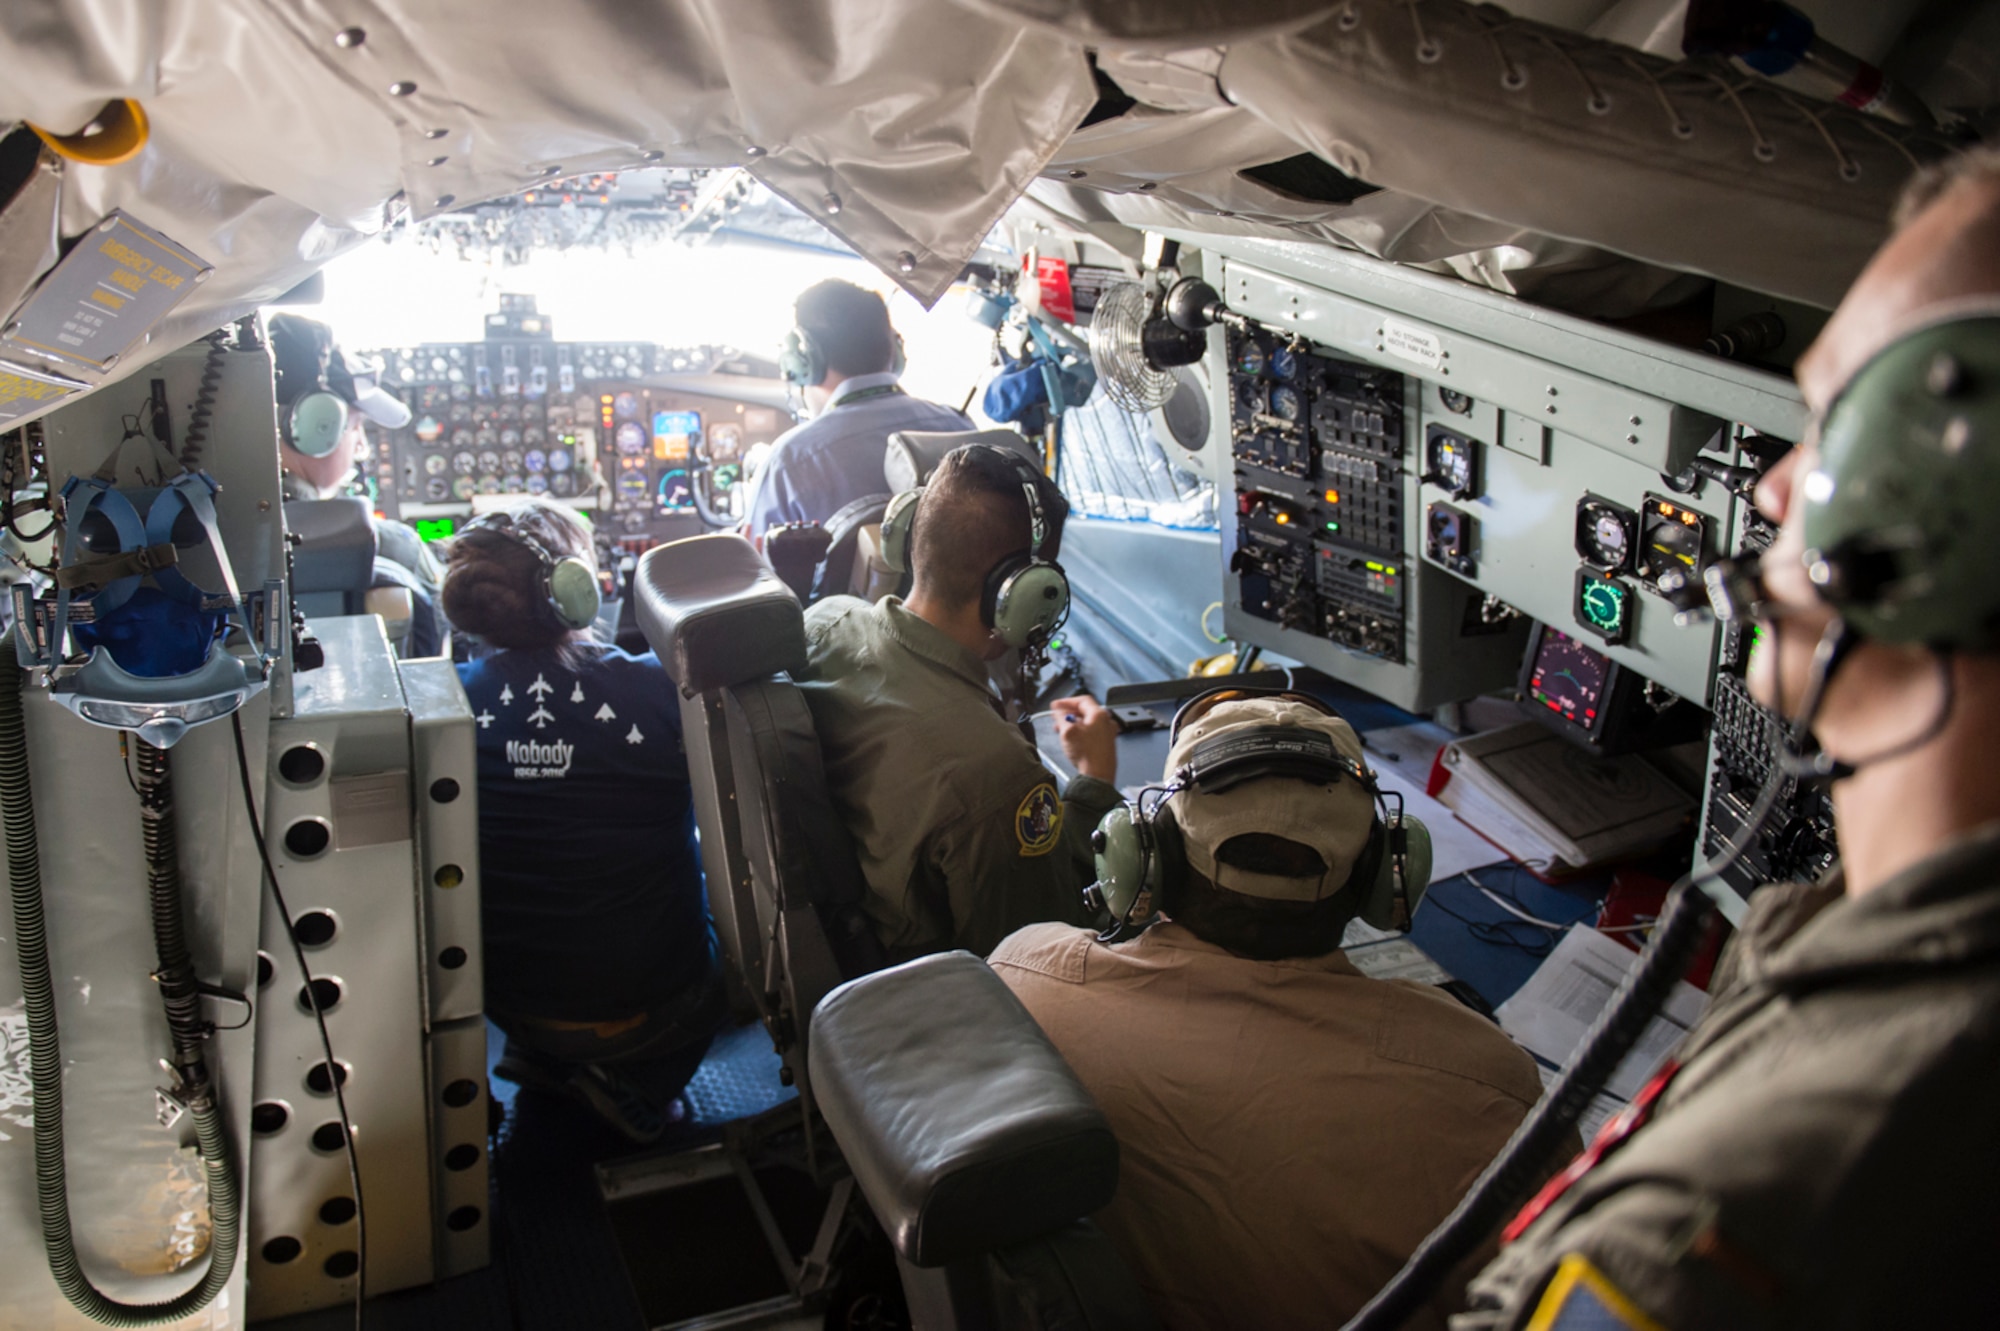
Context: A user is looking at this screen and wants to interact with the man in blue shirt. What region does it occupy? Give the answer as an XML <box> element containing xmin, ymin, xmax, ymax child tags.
<box><xmin>745</xmin><ymin>279</ymin><xmax>972</xmax><ymax>540</ymax></box>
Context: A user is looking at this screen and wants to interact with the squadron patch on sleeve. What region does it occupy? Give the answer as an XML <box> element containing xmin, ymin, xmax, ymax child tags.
<box><xmin>1526</xmin><ymin>1254</ymin><xmax>1668</xmax><ymax>1331</ymax></box>
<box><xmin>1015</xmin><ymin>782</ymin><xmax>1063</xmax><ymax>857</ymax></box>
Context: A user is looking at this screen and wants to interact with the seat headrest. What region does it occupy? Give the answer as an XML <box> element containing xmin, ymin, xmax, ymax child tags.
<box><xmin>636</xmin><ymin>534</ymin><xmax>805</xmax><ymax>692</ymax></box>
<box><xmin>284</xmin><ymin>497</ymin><xmax>378</xmax><ymax>595</ymax></box>
<box><xmin>809</xmin><ymin>952</ymin><xmax>1119</xmax><ymax>1267</ymax></box>
<box><xmin>884</xmin><ymin>428</ymin><xmax>1039</xmax><ymax>494</ymax></box>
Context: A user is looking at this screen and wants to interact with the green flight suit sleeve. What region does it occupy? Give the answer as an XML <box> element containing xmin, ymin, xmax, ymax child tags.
<box><xmin>928</xmin><ymin>767</ymin><xmax>1117</xmax><ymax>959</ymax></box>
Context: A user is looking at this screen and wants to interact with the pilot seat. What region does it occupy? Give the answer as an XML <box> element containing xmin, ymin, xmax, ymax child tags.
<box><xmin>285</xmin><ymin>496</ymin><xmax>426</xmax><ymax>653</ymax></box>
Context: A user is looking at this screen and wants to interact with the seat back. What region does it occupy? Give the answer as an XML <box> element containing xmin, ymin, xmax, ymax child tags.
<box><xmin>285</xmin><ymin>497</ymin><xmax>376</xmax><ymax>619</ymax></box>
<box><xmin>811</xmin><ymin>492</ymin><xmax>897</xmax><ymax>604</ymax></box>
<box><xmin>635</xmin><ymin>533</ymin><xmax>882</xmax><ymax>1096</ymax></box>
<box><xmin>811</xmin><ymin>953</ymin><xmax>1158</xmax><ymax>1331</ymax></box>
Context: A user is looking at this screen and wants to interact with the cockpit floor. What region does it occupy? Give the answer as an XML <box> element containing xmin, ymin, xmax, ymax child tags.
<box><xmin>252</xmin><ymin>1017</ymin><xmax>796</xmax><ymax>1331</ymax></box>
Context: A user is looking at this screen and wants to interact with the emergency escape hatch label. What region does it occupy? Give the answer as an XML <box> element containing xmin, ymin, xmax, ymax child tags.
<box><xmin>0</xmin><ymin>357</ymin><xmax>84</xmax><ymax>428</ymax></box>
<box><xmin>1380</xmin><ymin>316</ymin><xmax>1444</xmax><ymax>373</ymax></box>
<box><xmin>2</xmin><ymin>212</ymin><xmax>211</xmax><ymax>373</ymax></box>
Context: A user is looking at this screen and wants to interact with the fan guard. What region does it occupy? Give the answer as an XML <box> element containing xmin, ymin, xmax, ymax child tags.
<box><xmin>1089</xmin><ymin>281</ymin><xmax>1179</xmax><ymax>412</ymax></box>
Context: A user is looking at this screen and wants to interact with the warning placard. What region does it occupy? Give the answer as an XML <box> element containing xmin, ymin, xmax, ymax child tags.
<box><xmin>0</xmin><ymin>357</ymin><xmax>84</xmax><ymax>428</ymax></box>
<box><xmin>2</xmin><ymin>212</ymin><xmax>211</xmax><ymax>373</ymax></box>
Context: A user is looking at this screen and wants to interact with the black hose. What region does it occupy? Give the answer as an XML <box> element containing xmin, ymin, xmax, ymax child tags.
<box><xmin>1</xmin><ymin>638</ymin><xmax>242</xmax><ymax>1325</ymax></box>
<box><xmin>178</xmin><ymin>330</ymin><xmax>228</xmax><ymax>471</ymax></box>
<box><xmin>1339</xmin><ymin>881</ymin><xmax>1715</xmax><ymax>1330</ymax></box>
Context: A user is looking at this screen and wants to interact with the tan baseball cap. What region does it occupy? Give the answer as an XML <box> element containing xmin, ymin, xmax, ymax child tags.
<box><xmin>1166</xmin><ymin>695</ymin><xmax>1378</xmax><ymax>902</ymax></box>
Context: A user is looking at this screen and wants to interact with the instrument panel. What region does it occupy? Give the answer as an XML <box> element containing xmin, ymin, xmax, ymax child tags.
<box><xmin>357</xmin><ymin>339</ymin><xmax>790</xmax><ymax>551</ymax></box>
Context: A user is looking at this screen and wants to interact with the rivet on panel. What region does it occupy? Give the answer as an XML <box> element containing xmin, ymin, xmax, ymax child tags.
<box><xmin>102</xmin><ymin>354</ymin><xmax>120</xmax><ymax>370</ymax></box>
<box><xmin>897</xmin><ymin>252</ymin><xmax>916</xmax><ymax>274</ymax></box>
<box><xmin>434</xmin><ymin>194</ymin><xmax>455</xmax><ymax>208</ymax></box>
<box><xmin>333</xmin><ymin>27</ymin><xmax>365</xmax><ymax>48</ymax></box>
<box><xmin>423</xmin><ymin>128</ymin><xmax>448</xmax><ymax>140</ymax></box>
<box><xmin>1067</xmin><ymin>169</ymin><xmax>1087</xmax><ymax>179</ymax></box>
<box><xmin>1138</xmin><ymin>181</ymin><xmax>1157</xmax><ymax>191</ymax></box>
<box><xmin>425</xmin><ymin>156</ymin><xmax>448</xmax><ymax>167</ymax></box>
<box><xmin>1626</xmin><ymin>433</ymin><xmax>1640</xmax><ymax>444</ymax></box>
<box><xmin>1545</xmin><ymin>404</ymin><xmax>1557</xmax><ymax>415</ymax></box>
<box><xmin>821</xmin><ymin>192</ymin><xmax>842</xmax><ymax>214</ymax></box>
<box><xmin>1545</xmin><ymin>385</ymin><xmax>1558</xmax><ymax>396</ymax></box>
<box><xmin>745</xmin><ymin>145</ymin><xmax>767</xmax><ymax>159</ymax></box>
<box><xmin>642</xmin><ymin>150</ymin><xmax>665</xmax><ymax>163</ymax></box>
<box><xmin>388</xmin><ymin>81</ymin><xmax>418</xmax><ymax>97</ymax></box>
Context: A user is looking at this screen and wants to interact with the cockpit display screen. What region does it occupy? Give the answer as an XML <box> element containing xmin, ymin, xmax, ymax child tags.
<box><xmin>1527</xmin><ymin>627</ymin><xmax>1611</xmax><ymax>734</ymax></box>
<box><xmin>652</xmin><ymin>410</ymin><xmax>700</xmax><ymax>463</ymax></box>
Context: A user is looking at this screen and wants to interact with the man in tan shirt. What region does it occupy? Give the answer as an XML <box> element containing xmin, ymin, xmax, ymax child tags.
<box><xmin>991</xmin><ymin>693</ymin><xmax>1543</xmax><ymax>1331</ymax></box>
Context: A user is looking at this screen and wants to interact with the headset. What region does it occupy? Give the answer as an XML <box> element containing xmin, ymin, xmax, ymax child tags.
<box><xmin>460</xmin><ymin>509</ymin><xmax>601</xmax><ymax>631</ymax></box>
<box><xmin>779</xmin><ymin>323</ymin><xmax>907</xmax><ymax>389</ymax></box>
<box><xmin>1797</xmin><ymin>304</ymin><xmax>2000</xmax><ymax>650</ymax></box>
<box><xmin>1087</xmin><ymin>687</ymin><xmax>1432</xmax><ymax>934</ymax></box>
<box><xmin>878</xmin><ymin>443</ymin><xmax>1071</xmax><ymax>650</ymax></box>
<box><xmin>271</xmin><ymin>316</ymin><xmax>356</xmax><ymax>459</ymax></box>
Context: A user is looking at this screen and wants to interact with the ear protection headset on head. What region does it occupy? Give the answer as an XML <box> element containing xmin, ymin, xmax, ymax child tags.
<box><xmin>878</xmin><ymin>444</ymin><xmax>1071</xmax><ymax>650</ymax></box>
<box><xmin>1087</xmin><ymin>687</ymin><xmax>1432</xmax><ymax>934</ymax></box>
<box><xmin>461</xmin><ymin>509</ymin><xmax>601</xmax><ymax>631</ymax></box>
<box><xmin>780</xmin><ymin>324</ymin><xmax>907</xmax><ymax>388</ymax></box>
<box><xmin>1797</xmin><ymin>304</ymin><xmax>2000</xmax><ymax>649</ymax></box>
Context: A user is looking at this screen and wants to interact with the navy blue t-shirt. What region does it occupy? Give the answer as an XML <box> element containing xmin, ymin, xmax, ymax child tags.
<box><xmin>457</xmin><ymin>642</ymin><xmax>712</xmax><ymax>1022</ymax></box>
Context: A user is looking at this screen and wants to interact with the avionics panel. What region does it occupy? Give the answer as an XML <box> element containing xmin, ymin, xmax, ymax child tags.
<box><xmin>1219</xmin><ymin>258</ymin><xmax>1733</xmax><ymax>707</ymax></box>
<box><xmin>1212</xmin><ymin>307</ymin><xmax>1528</xmax><ymax>713</ymax></box>
<box><xmin>360</xmin><ymin>340</ymin><xmax>789</xmax><ymax>550</ymax></box>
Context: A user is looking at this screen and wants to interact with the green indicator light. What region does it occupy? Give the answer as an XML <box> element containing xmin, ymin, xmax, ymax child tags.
<box><xmin>412</xmin><ymin>517</ymin><xmax>456</xmax><ymax>543</ymax></box>
<box><xmin>1365</xmin><ymin>561</ymin><xmax>1384</xmax><ymax>572</ymax></box>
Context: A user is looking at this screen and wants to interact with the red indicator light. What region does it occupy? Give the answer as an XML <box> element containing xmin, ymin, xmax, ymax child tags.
<box><xmin>1545</xmin><ymin>699</ymin><xmax>1561</xmax><ymax>712</ymax></box>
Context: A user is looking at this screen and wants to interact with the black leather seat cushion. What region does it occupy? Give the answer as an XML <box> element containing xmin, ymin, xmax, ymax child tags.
<box><xmin>636</xmin><ymin>534</ymin><xmax>805</xmax><ymax>692</ymax></box>
<box><xmin>726</xmin><ymin>679</ymin><xmax>883</xmax><ymax>975</ymax></box>
<box><xmin>285</xmin><ymin>497</ymin><xmax>376</xmax><ymax>594</ymax></box>
<box><xmin>810</xmin><ymin>952</ymin><xmax>1118</xmax><ymax>1267</ymax></box>
<box><xmin>883</xmin><ymin>428</ymin><xmax>1039</xmax><ymax>493</ymax></box>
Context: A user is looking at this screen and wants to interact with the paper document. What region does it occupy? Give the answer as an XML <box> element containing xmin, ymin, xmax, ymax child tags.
<box><xmin>1362</xmin><ymin>724</ymin><xmax>1510</xmax><ymax>881</ymax></box>
<box><xmin>1344</xmin><ymin>936</ymin><xmax>1454</xmax><ymax>985</ymax></box>
<box><xmin>1497</xmin><ymin>925</ymin><xmax>1708</xmax><ymax>1103</ymax></box>
<box><xmin>1536</xmin><ymin>1062</ymin><xmax>1628</xmax><ymax>1143</ymax></box>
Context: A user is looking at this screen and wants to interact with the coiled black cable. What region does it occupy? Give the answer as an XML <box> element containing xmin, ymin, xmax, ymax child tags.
<box><xmin>178</xmin><ymin>330</ymin><xmax>228</xmax><ymax>471</ymax></box>
<box><xmin>1</xmin><ymin>638</ymin><xmax>241</xmax><ymax>1325</ymax></box>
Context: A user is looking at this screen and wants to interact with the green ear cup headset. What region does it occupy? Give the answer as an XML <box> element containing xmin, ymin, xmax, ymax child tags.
<box><xmin>1087</xmin><ymin>687</ymin><xmax>1432</xmax><ymax>934</ymax></box>
<box><xmin>878</xmin><ymin>444</ymin><xmax>1072</xmax><ymax>651</ymax></box>
<box><xmin>780</xmin><ymin>325</ymin><xmax>907</xmax><ymax>388</ymax></box>
<box><xmin>285</xmin><ymin>390</ymin><xmax>351</xmax><ymax>459</ymax></box>
<box><xmin>1800</xmin><ymin>306</ymin><xmax>2000</xmax><ymax>650</ymax></box>
<box><xmin>461</xmin><ymin>510</ymin><xmax>601</xmax><ymax>631</ymax></box>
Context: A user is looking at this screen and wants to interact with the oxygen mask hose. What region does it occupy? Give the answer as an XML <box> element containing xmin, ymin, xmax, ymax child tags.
<box><xmin>1</xmin><ymin>638</ymin><xmax>241</xmax><ymax>1325</ymax></box>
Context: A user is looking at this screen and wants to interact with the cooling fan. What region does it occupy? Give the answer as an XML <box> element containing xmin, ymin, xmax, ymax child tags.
<box><xmin>1088</xmin><ymin>275</ymin><xmax>1246</xmax><ymax>412</ymax></box>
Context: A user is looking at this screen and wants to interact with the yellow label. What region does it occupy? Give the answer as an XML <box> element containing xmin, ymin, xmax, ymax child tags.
<box><xmin>1014</xmin><ymin>782</ymin><xmax>1063</xmax><ymax>858</ymax></box>
<box><xmin>1525</xmin><ymin>1254</ymin><xmax>1669</xmax><ymax>1331</ymax></box>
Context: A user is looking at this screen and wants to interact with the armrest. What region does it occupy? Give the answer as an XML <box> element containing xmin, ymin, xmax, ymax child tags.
<box><xmin>809</xmin><ymin>952</ymin><xmax>1119</xmax><ymax>1267</ymax></box>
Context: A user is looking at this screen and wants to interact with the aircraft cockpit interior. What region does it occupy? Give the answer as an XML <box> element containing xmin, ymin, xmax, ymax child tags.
<box><xmin>2</xmin><ymin>2</ymin><xmax>1997</xmax><ymax>1329</ymax></box>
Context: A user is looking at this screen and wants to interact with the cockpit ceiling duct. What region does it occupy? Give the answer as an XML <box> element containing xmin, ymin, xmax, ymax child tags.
<box><xmin>0</xmin><ymin>0</ymin><xmax>1095</xmax><ymax>402</ymax></box>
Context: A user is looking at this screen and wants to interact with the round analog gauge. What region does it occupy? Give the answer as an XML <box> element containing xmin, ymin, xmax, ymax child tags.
<box><xmin>1233</xmin><ymin>340</ymin><xmax>1267</xmax><ymax>376</ymax></box>
<box><xmin>1645</xmin><ymin>519</ymin><xmax>1701</xmax><ymax>576</ymax></box>
<box><xmin>659</xmin><ymin>469</ymin><xmax>693</xmax><ymax>509</ymax></box>
<box><xmin>451</xmin><ymin>451</ymin><xmax>477</xmax><ymax>475</ymax></box>
<box><xmin>547</xmin><ymin>448</ymin><xmax>572</xmax><ymax>473</ymax></box>
<box><xmin>1577</xmin><ymin>575</ymin><xmax>1630</xmax><ymax>642</ymax></box>
<box><xmin>1269</xmin><ymin>385</ymin><xmax>1303</xmax><ymax>424</ymax></box>
<box><xmin>615</xmin><ymin>422</ymin><xmax>647</xmax><ymax>455</ymax></box>
<box><xmin>499</xmin><ymin>427</ymin><xmax>521</xmax><ymax>448</ymax></box>
<box><xmin>1439</xmin><ymin>387</ymin><xmax>1475</xmax><ymax>416</ymax></box>
<box><xmin>475</xmin><ymin>428</ymin><xmax>498</xmax><ymax>450</ymax></box>
<box><xmin>498</xmin><ymin>402</ymin><xmax>520</xmax><ymax>423</ymax></box>
<box><xmin>447</xmin><ymin>367</ymin><xmax>465</xmax><ymax>384</ymax></box>
<box><xmin>523</xmin><ymin>449</ymin><xmax>547</xmax><ymax>473</ymax></box>
<box><xmin>477</xmin><ymin>450</ymin><xmax>501</xmax><ymax>474</ymax></box>
<box><xmin>449</xmin><ymin>402</ymin><xmax>472</xmax><ymax>424</ymax></box>
<box><xmin>500</xmin><ymin>450</ymin><xmax>524</xmax><ymax>474</ymax></box>
<box><xmin>477</xmin><ymin>476</ymin><xmax>501</xmax><ymax>495</ymax></box>
<box><xmin>449</xmin><ymin>428</ymin><xmax>474</xmax><ymax>450</ymax></box>
<box><xmin>414</xmin><ymin>416</ymin><xmax>444</xmax><ymax>443</ymax></box>
<box><xmin>712</xmin><ymin>462</ymin><xmax>742</xmax><ymax>492</ymax></box>
<box><xmin>708</xmin><ymin>423</ymin><xmax>743</xmax><ymax>458</ymax></box>
<box><xmin>621</xmin><ymin>511</ymin><xmax>647</xmax><ymax>533</ymax></box>
<box><xmin>617</xmin><ymin>471</ymin><xmax>650</xmax><ymax>505</ymax></box>
<box><xmin>449</xmin><ymin>380</ymin><xmax>470</xmax><ymax>401</ymax></box>
<box><xmin>523</xmin><ymin>427</ymin><xmax>546</xmax><ymax>447</ymax></box>
<box><xmin>424</xmin><ymin>476</ymin><xmax>450</xmax><ymax>502</ymax></box>
<box><xmin>612</xmin><ymin>391</ymin><xmax>639</xmax><ymax>420</ymax></box>
<box><xmin>1591</xmin><ymin>513</ymin><xmax>1629</xmax><ymax>566</ymax></box>
<box><xmin>419</xmin><ymin>385</ymin><xmax>449</xmax><ymax>413</ymax></box>
<box><xmin>1270</xmin><ymin>346</ymin><xmax>1300</xmax><ymax>381</ymax></box>
<box><xmin>1234</xmin><ymin>384</ymin><xmax>1265</xmax><ymax>425</ymax></box>
<box><xmin>521</xmin><ymin>402</ymin><xmax>544</xmax><ymax>425</ymax></box>
<box><xmin>502</xmin><ymin>474</ymin><xmax>525</xmax><ymax>494</ymax></box>
<box><xmin>451</xmin><ymin>476</ymin><xmax>477</xmax><ymax>501</ymax></box>
<box><xmin>423</xmin><ymin>453</ymin><xmax>448</xmax><ymax>476</ymax></box>
<box><xmin>525</xmin><ymin>474</ymin><xmax>549</xmax><ymax>495</ymax></box>
<box><xmin>549</xmin><ymin>472</ymin><xmax>577</xmax><ymax>497</ymax></box>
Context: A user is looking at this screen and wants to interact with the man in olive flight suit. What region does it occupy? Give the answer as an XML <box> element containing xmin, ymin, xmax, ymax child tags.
<box><xmin>1455</xmin><ymin>148</ymin><xmax>2000</xmax><ymax>1330</ymax></box>
<box><xmin>797</xmin><ymin>443</ymin><xmax>1117</xmax><ymax>960</ymax></box>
